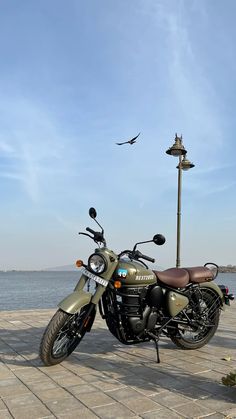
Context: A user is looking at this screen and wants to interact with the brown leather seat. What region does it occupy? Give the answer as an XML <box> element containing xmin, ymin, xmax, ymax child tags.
<box><xmin>184</xmin><ymin>267</ymin><xmax>214</xmax><ymax>283</ymax></box>
<box><xmin>153</xmin><ymin>268</ymin><xmax>189</xmax><ymax>288</ymax></box>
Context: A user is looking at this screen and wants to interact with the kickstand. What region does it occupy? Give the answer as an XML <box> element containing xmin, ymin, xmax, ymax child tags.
<box><xmin>153</xmin><ymin>337</ymin><xmax>160</xmax><ymax>363</ymax></box>
<box><xmin>147</xmin><ymin>332</ymin><xmax>160</xmax><ymax>363</ymax></box>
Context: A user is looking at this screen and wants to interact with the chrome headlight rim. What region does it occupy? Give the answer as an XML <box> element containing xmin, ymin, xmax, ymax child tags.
<box><xmin>88</xmin><ymin>253</ymin><xmax>107</xmax><ymax>274</ymax></box>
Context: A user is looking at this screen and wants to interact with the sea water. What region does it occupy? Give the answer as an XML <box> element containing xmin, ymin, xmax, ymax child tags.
<box><xmin>0</xmin><ymin>271</ymin><xmax>235</xmax><ymax>311</ymax></box>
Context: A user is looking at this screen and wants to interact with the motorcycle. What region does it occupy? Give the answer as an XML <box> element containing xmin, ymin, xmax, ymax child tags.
<box><xmin>40</xmin><ymin>208</ymin><xmax>234</xmax><ymax>366</ymax></box>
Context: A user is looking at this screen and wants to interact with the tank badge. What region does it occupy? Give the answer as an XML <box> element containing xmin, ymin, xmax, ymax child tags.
<box><xmin>136</xmin><ymin>275</ymin><xmax>155</xmax><ymax>281</ymax></box>
<box><xmin>117</xmin><ymin>269</ymin><xmax>128</xmax><ymax>278</ymax></box>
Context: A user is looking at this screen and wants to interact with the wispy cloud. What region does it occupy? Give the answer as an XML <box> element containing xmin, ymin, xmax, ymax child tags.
<box><xmin>147</xmin><ymin>1</ymin><xmax>224</xmax><ymax>157</ymax></box>
<box><xmin>0</xmin><ymin>140</ymin><xmax>15</xmax><ymax>154</ymax></box>
<box><xmin>0</xmin><ymin>95</ymin><xmax>78</xmax><ymax>202</ymax></box>
<box><xmin>202</xmin><ymin>181</ymin><xmax>236</xmax><ymax>196</ymax></box>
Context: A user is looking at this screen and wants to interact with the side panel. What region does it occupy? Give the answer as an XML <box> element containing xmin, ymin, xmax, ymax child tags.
<box><xmin>58</xmin><ymin>290</ymin><xmax>92</xmax><ymax>314</ymax></box>
<box><xmin>167</xmin><ymin>291</ymin><xmax>189</xmax><ymax>317</ymax></box>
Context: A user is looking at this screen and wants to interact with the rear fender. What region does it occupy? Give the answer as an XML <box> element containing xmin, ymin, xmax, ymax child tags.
<box><xmin>199</xmin><ymin>282</ymin><xmax>225</xmax><ymax>310</ymax></box>
<box><xmin>58</xmin><ymin>290</ymin><xmax>92</xmax><ymax>314</ymax></box>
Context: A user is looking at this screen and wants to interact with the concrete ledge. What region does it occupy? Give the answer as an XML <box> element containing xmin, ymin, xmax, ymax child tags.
<box><xmin>0</xmin><ymin>303</ymin><xmax>235</xmax><ymax>418</ymax></box>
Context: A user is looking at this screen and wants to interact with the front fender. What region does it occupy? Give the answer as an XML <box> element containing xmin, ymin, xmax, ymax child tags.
<box><xmin>199</xmin><ymin>282</ymin><xmax>225</xmax><ymax>310</ymax></box>
<box><xmin>58</xmin><ymin>290</ymin><xmax>92</xmax><ymax>314</ymax></box>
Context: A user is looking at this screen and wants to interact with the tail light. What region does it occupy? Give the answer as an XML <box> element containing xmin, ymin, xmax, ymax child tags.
<box><xmin>219</xmin><ymin>285</ymin><xmax>234</xmax><ymax>305</ymax></box>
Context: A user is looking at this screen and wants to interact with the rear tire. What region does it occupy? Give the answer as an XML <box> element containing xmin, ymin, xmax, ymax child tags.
<box><xmin>40</xmin><ymin>308</ymin><xmax>87</xmax><ymax>366</ymax></box>
<box><xmin>170</xmin><ymin>288</ymin><xmax>221</xmax><ymax>350</ymax></box>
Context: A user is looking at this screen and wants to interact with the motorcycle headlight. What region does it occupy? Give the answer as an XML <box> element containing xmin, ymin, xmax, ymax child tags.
<box><xmin>88</xmin><ymin>254</ymin><xmax>107</xmax><ymax>274</ymax></box>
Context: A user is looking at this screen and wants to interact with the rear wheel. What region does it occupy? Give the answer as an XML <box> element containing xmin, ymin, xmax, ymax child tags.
<box><xmin>170</xmin><ymin>287</ymin><xmax>221</xmax><ymax>350</ymax></box>
<box><xmin>40</xmin><ymin>307</ymin><xmax>91</xmax><ymax>366</ymax></box>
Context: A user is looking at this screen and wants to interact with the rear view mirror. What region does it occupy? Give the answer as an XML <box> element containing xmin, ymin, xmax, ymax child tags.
<box><xmin>89</xmin><ymin>207</ymin><xmax>97</xmax><ymax>219</ymax></box>
<box><xmin>153</xmin><ymin>234</ymin><xmax>166</xmax><ymax>246</ymax></box>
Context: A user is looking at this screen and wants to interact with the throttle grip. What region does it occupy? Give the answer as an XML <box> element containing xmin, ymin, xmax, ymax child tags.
<box><xmin>141</xmin><ymin>254</ymin><xmax>155</xmax><ymax>263</ymax></box>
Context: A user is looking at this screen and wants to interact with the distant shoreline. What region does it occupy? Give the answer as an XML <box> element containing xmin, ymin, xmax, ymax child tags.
<box><xmin>1</xmin><ymin>266</ymin><xmax>236</xmax><ymax>273</ymax></box>
<box><xmin>218</xmin><ymin>266</ymin><xmax>236</xmax><ymax>273</ymax></box>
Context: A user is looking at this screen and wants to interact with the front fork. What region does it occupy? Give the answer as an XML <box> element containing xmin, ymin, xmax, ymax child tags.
<box><xmin>75</xmin><ymin>302</ymin><xmax>97</xmax><ymax>334</ymax></box>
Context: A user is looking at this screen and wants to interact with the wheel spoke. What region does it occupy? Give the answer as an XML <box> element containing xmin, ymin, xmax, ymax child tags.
<box><xmin>177</xmin><ymin>289</ymin><xmax>220</xmax><ymax>343</ymax></box>
<box><xmin>53</xmin><ymin>335</ymin><xmax>71</xmax><ymax>355</ymax></box>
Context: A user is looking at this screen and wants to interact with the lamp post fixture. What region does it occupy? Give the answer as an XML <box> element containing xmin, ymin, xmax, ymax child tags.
<box><xmin>166</xmin><ymin>134</ymin><xmax>195</xmax><ymax>268</ymax></box>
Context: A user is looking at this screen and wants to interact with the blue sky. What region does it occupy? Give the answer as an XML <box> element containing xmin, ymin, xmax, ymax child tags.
<box><xmin>0</xmin><ymin>0</ymin><xmax>236</xmax><ymax>270</ymax></box>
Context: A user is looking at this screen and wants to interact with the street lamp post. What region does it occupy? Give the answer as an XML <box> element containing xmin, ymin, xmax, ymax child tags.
<box><xmin>166</xmin><ymin>134</ymin><xmax>195</xmax><ymax>268</ymax></box>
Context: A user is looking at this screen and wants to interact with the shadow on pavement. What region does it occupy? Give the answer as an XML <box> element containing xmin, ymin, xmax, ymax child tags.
<box><xmin>0</xmin><ymin>323</ymin><xmax>235</xmax><ymax>405</ymax></box>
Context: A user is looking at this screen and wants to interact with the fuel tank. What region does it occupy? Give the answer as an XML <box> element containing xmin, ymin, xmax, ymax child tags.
<box><xmin>114</xmin><ymin>260</ymin><xmax>156</xmax><ymax>286</ymax></box>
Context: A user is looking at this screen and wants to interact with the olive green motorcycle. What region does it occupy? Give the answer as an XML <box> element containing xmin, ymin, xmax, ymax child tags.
<box><xmin>40</xmin><ymin>208</ymin><xmax>234</xmax><ymax>366</ymax></box>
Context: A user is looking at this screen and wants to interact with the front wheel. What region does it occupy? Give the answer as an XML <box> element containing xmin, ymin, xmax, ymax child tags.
<box><xmin>40</xmin><ymin>306</ymin><xmax>92</xmax><ymax>366</ymax></box>
<box><xmin>169</xmin><ymin>287</ymin><xmax>221</xmax><ymax>350</ymax></box>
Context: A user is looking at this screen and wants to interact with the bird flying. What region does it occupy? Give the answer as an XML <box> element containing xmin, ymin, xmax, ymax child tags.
<box><xmin>116</xmin><ymin>132</ymin><xmax>140</xmax><ymax>146</ymax></box>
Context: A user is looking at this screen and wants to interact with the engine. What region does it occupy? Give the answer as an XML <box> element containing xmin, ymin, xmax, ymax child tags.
<box><xmin>113</xmin><ymin>283</ymin><xmax>164</xmax><ymax>336</ymax></box>
<box><xmin>101</xmin><ymin>260</ymin><xmax>165</xmax><ymax>341</ymax></box>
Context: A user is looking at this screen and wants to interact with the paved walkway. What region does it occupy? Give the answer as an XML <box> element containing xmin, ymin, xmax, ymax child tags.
<box><xmin>0</xmin><ymin>303</ymin><xmax>235</xmax><ymax>419</ymax></box>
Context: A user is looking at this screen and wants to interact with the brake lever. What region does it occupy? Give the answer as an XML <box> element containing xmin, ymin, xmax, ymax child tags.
<box><xmin>129</xmin><ymin>250</ymin><xmax>149</xmax><ymax>268</ymax></box>
<box><xmin>78</xmin><ymin>232</ymin><xmax>94</xmax><ymax>239</ymax></box>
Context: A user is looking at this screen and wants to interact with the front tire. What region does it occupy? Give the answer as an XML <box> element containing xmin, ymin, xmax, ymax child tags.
<box><xmin>170</xmin><ymin>287</ymin><xmax>221</xmax><ymax>350</ymax></box>
<box><xmin>40</xmin><ymin>308</ymin><xmax>88</xmax><ymax>366</ymax></box>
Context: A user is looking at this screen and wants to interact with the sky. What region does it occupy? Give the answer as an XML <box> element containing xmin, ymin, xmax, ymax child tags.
<box><xmin>0</xmin><ymin>0</ymin><xmax>236</xmax><ymax>270</ymax></box>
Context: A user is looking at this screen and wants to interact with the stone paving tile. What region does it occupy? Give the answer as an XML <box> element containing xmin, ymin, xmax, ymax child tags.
<box><xmin>61</xmin><ymin>363</ymin><xmax>98</xmax><ymax>376</ymax></box>
<box><xmin>57</xmin><ymin>408</ymin><xmax>99</xmax><ymax>419</ymax></box>
<box><xmin>0</xmin><ymin>402</ymin><xmax>8</xmax><ymax>413</ymax></box>
<box><xmin>13</xmin><ymin>367</ymin><xmax>47</xmax><ymax>383</ymax></box>
<box><xmin>194</xmin><ymin>381</ymin><xmax>236</xmax><ymax>402</ymax></box>
<box><xmin>0</xmin><ymin>366</ymin><xmax>15</xmax><ymax>379</ymax></box>
<box><xmin>0</xmin><ymin>411</ymin><xmax>14</xmax><ymax>419</ymax></box>
<box><xmin>74</xmin><ymin>372</ymin><xmax>106</xmax><ymax>383</ymax></box>
<box><xmin>199</xmin><ymin>396</ymin><xmax>236</xmax><ymax>412</ymax></box>
<box><xmin>142</xmin><ymin>407</ymin><xmax>184</xmax><ymax>418</ymax></box>
<box><xmin>27</xmin><ymin>379</ymin><xmax>59</xmax><ymax>392</ymax></box>
<box><xmin>119</xmin><ymin>396</ymin><xmax>163</xmax><ymax>414</ymax></box>
<box><xmin>171</xmin><ymin>401</ymin><xmax>218</xmax><ymax>418</ymax></box>
<box><xmin>222</xmin><ymin>407</ymin><xmax>236</xmax><ymax>417</ymax></box>
<box><xmin>91</xmin><ymin>401</ymin><xmax>136</xmax><ymax>418</ymax></box>
<box><xmin>45</xmin><ymin>397</ymin><xmax>85</xmax><ymax>415</ymax></box>
<box><xmin>41</xmin><ymin>367</ymin><xmax>73</xmax><ymax>377</ymax></box>
<box><xmin>3</xmin><ymin>393</ymin><xmax>42</xmax><ymax>411</ymax></box>
<box><xmin>9</xmin><ymin>404</ymin><xmax>54</xmax><ymax>419</ymax></box>
<box><xmin>172</xmin><ymin>384</ymin><xmax>212</xmax><ymax>400</ymax></box>
<box><xmin>67</xmin><ymin>383</ymin><xmax>99</xmax><ymax>396</ymax></box>
<box><xmin>92</xmin><ymin>378</ymin><xmax>127</xmax><ymax>391</ymax></box>
<box><xmin>106</xmin><ymin>387</ymin><xmax>146</xmax><ymax>401</ymax></box>
<box><xmin>0</xmin><ymin>384</ymin><xmax>30</xmax><ymax>398</ymax></box>
<box><xmin>116</xmin><ymin>374</ymin><xmax>157</xmax><ymax>390</ymax></box>
<box><xmin>150</xmin><ymin>390</ymin><xmax>192</xmax><ymax>407</ymax></box>
<box><xmin>0</xmin><ymin>378</ymin><xmax>21</xmax><ymax>388</ymax></box>
<box><xmin>76</xmin><ymin>390</ymin><xmax>117</xmax><ymax>408</ymax></box>
<box><xmin>50</xmin><ymin>374</ymin><xmax>87</xmax><ymax>387</ymax></box>
<box><xmin>133</xmin><ymin>384</ymin><xmax>168</xmax><ymax>397</ymax></box>
<box><xmin>35</xmin><ymin>387</ymin><xmax>75</xmax><ymax>402</ymax></box>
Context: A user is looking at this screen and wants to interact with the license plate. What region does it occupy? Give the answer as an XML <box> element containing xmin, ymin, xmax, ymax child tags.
<box><xmin>82</xmin><ymin>268</ymin><xmax>109</xmax><ymax>287</ymax></box>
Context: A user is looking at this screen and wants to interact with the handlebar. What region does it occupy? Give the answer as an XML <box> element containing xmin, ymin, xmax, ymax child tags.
<box><xmin>139</xmin><ymin>254</ymin><xmax>155</xmax><ymax>263</ymax></box>
<box><xmin>134</xmin><ymin>250</ymin><xmax>155</xmax><ymax>263</ymax></box>
<box><xmin>118</xmin><ymin>250</ymin><xmax>155</xmax><ymax>264</ymax></box>
<box><xmin>86</xmin><ymin>227</ymin><xmax>96</xmax><ymax>235</ymax></box>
